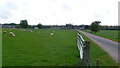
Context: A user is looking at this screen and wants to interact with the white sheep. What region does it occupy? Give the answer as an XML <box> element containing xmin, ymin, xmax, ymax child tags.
<box><xmin>20</xmin><ymin>29</ymin><xmax>25</xmax><ymax>31</ymax></box>
<box><xmin>9</xmin><ymin>29</ymin><xmax>12</xmax><ymax>31</ymax></box>
<box><xmin>50</xmin><ymin>33</ymin><xmax>54</xmax><ymax>36</ymax></box>
<box><xmin>27</xmin><ymin>30</ymin><xmax>33</xmax><ymax>32</ymax></box>
<box><xmin>3</xmin><ymin>31</ymin><xmax>7</xmax><ymax>33</ymax></box>
<box><xmin>29</xmin><ymin>30</ymin><xmax>33</xmax><ymax>32</ymax></box>
<box><xmin>9</xmin><ymin>32</ymin><xmax>16</xmax><ymax>37</ymax></box>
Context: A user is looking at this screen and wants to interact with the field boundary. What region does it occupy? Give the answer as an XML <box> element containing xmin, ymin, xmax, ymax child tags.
<box><xmin>77</xmin><ymin>32</ymin><xmax>91</xmax><ymax>67</ymax></box>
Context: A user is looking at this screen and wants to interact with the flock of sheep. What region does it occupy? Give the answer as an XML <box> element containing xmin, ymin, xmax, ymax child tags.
<box><xmin>3</xmin><ymin>31</ymin><xmax>16</xmax><ymax>37</ymax></box>
<box><xmin>20</xmin><ymin>29</ymin><xmax>33</xmax><ymax>32</ymax></box>
<box><xmin>3</xmin><ymin>29</ymin><xmax>54</xmax><ymax>37</ymax></box>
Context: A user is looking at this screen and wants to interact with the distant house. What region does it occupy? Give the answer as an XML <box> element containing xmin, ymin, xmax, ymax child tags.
<box><xmin>34</xmin><ymin>27</ymin><xmax>39</xmax><ymax>29</ymax></box>
<box><xmin>79</xmin><ymin>27</ymin><xmax>85</xmax><ymax>29</ymax></box>
<box><xmin>50</xmin><ymin>27</ymin><xmax>61</xmax><ymax>29</ymax></box>
<box><xmin>2</xmin><ymin>24</ymin><xmax>16</xmax><ymax>28</ymax></box>
<box><xmin>50</xmin><ymin>26</ymin><xmax>71</xmax><ymax>29</ymax></box>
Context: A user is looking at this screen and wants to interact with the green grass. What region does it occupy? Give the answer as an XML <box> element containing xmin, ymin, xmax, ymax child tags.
<box><xmin>2</xmin><ymin>29</ymin><xmax>82</xmax><ymax>66</ymax></box>
<box><xmin>79</xmin><ymin>31</ymin><xmax>118</xmax><ymax>66</ymax></box>
<box><xmin>0</xmin><ymin>28</ymin><xmax>2</xmax><ymax>67</ymax></box>
<box><xmin>2</xmin><ymin>28</ymin><xmax>118</xmax><ymax>66</ymax></box>
<box><xmin>83</xmin><ymin>30</ymin><xmax>120</xmax><ymax>43</ymax></box>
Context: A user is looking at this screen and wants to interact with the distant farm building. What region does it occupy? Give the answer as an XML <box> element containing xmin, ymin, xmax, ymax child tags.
<box><xmin>79</xmin><ymin>27</ymin><xmax>85</xmax><ymax>29</ymax></box>
<box><xmin>2</xmin><ymin>24</ymin><xmax>16</xmax><ymax>28</ymax></box>
<box><xmin>34</xmin><ymin>27</ymin><xmax>39</xmax><ymax>29</ymax></box>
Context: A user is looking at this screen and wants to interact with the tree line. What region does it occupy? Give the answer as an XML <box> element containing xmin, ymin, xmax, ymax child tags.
<box><xmin>3</xmin><ymin>19</ymin><xmax>120</xmax><ymax>33</ymax></box>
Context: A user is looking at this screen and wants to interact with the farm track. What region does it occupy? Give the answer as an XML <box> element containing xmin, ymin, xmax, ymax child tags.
<box><xmin>78</xmin><ymin>30</ymin><xmax>119</xmax><ymax>64</ymax></box>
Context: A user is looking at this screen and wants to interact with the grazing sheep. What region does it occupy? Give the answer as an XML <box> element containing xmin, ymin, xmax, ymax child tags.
<box><xmin>9</xmin><ymin>32</ymin><xmax>16</xmax><ymax>37</ymax></box>
<box><xmin>50</xmin><ymin>33</ymin><xmax>54</xmax><ymax>36</ymax></box>
<box><xmin>28</xmin><ymin>30</ymin><xmax>33</xmax><ymax>32</ymax></box>
<box><xmin>20</xmin><ymin>29</ymin><xmax>23</xmax><ymax>31</ymax></box>
<box><xmin>20</xmin><ymin>29</ymin><xmax>26</xmax><ymax>31</ymax></box>
<box><xmin>26</xmin><ymin>30</ymin><xmax>32</xmax><ymax>32</ymax></box>
<box><xmin>9</xmin><ymin>29</ymin><xmax>12</xmax><ymax>31</ymax></box>
<box><xmin>23</xmin><ymin>29</ymin><xmax>26</xmax><ymax>31</ymax></box>
<box><xmin>3</xmin><ymin>31</ymin><xmax>7</xmax><ymax>33</ymax></box>
<box><xmin>12</xmin><ymin>28</ymin><xmax>16</xmax><ymax>29</ymax></box>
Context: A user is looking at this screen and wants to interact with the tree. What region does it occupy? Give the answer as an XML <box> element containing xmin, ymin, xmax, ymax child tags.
<box><xmin>66</xmin><ymin>23</ymin><xmax>74</xmax><ymax>29</ymax></box>
<box><xmin>84</xmin><ymin>25</ymin><xmax>90</xmax><ymax>29</ymax></box>
<box><xmin>90</xmin><ymin>21</ymin><xmax>101</xmax><ymax>33</ymax></box>
<box><xmin>9</xmin><ymin>23</ymin><xmax>17</xmax><ymax>25</ymax></box>
<box><xmin>15</xmin><ymin>25</ymin><xmax>22</xmax><ymax>28</ymax></box>
<box><xmin>4</xmin><ymin>23</ymin><xmax>17</xmax><ymax>25</ymax></box>
<box><xmin>20</xmin><ymin>20</ymin><xmax>28</xmax><ymax>28</ymax></box>
<box><xmin>37</xmin><ymin>23</ymin><xmax>43</xmax><ymax>29</ymax></box>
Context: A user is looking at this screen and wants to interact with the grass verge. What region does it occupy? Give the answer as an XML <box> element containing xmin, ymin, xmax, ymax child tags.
<box><xmin>83</xmin><ymin>30</ymin><xmax>120</xmax><ymax>43</ymax></box>
<box><xmin>0</xmin><ymin>28</ymin><xmax>2</xmax><ymax>67</ymax></box>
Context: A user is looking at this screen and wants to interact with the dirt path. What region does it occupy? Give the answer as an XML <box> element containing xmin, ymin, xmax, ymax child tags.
<box><xmin>78</xmin><ymin>30</ymin><xmax>119</xmax><ymax>64</ymax></box>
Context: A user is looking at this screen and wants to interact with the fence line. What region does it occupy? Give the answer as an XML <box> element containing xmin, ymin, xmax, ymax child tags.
<box><xmin>77</xmin><ymin>33</ymin><xmax>91</xmax><ymax>67</ymax></box>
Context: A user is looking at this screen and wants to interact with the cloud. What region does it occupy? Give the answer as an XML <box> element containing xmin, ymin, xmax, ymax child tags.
<box><xmin>0</xmin><ymin>0</ymin><xmax>119</xmax><ymax>25</ymax></box>
<box><xmin>62</xmin><ymin>4</ymin><xmax>72</xmax><ymax>11</ymax></box>
<box><xmin>49</xmin><ymin>0</ymin><xmax>58</xmax><ymax>2</ymax></box>
<box><xmin>0</xmin><ymin>0</ymin><xmax>19</xmax><ymax>19</ymax></box>
<box><xmin>0</xmin><ymin>10</ymin><xmax>11</xmax><ymax>19</ymax></box>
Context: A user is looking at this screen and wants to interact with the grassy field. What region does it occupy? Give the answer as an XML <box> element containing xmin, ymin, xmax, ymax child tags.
<box><xmin>83</xmin><ymin>30</ymin><xmax>119</xmax><ymax>43</ymax></box>
<box><xmin>0</xmin><ymin>28</ymin><xmax>2</xmax><ymax>67</ymax></box>
<box><xmin>2</xmin><ymin>28</ymin><xmax>82</xmax><ymax>66</ymax></box>
<box><xmin>2</xmin><ymin>28</ymin><xmax>118</xmax><ymax>66</ymax></box>
<box><xmin>79</xmin><ymin>31</ymin><xmax>118</xmax><ymax>66</ymax></box>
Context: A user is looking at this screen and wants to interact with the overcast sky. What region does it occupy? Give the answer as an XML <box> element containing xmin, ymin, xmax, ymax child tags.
<box><xmin>0</xmin><ymin>0</ymin><xmax>119</xmax><ymax>25</ymax></box>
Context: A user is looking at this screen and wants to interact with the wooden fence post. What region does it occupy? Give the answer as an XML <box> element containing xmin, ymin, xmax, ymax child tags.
<box><xmin>96</xmin><ymin>59</ymin><xmax>99</xmax><ymax>68</ymax></box>
<box><xmin>85</xmin><ymin>41</ymin><xmax>90</xmax><ymax>60</ymax></box>
<box><xmin>83</xmin><ymin>41</ymin><xmax>90</xmax><ymax>66</ymax></box>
